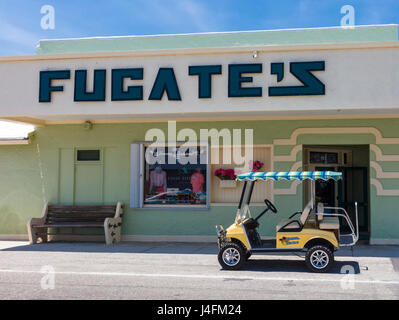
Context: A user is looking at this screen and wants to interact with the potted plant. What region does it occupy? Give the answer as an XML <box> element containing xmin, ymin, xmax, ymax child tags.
<box><xmin>214</xmin><ymin>168</ymin><xmax>237</xmax><ymax>188</ymax></box>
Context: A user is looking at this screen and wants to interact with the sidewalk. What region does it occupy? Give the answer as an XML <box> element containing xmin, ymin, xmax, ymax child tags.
<box><xmin>0</xmin><ymin>240</ymin><xmax>398</xmax><ymax>258</ymax></box>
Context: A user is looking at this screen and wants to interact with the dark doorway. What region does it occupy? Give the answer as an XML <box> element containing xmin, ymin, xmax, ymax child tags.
<box><xmin>304</xmin><ymin>145</ymin><xmax>370</xmax><ymax>240</ymax></box>
<box><xmin>338</xmin><ymin>166</ymin><xmax>369</xmax><ymax>239</ymax></box>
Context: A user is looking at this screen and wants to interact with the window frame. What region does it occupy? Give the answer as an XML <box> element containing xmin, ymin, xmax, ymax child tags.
<box><xmin>74</xmin><ymin>147</ymin><xmax>103</xmax><ymax>165</ymax></box>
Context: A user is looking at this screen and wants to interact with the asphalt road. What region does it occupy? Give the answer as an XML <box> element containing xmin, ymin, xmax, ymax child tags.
<box><xmin>0</xmin><ymin>241</ymin><xmax>398</xmax><ymax>300</ymax></box>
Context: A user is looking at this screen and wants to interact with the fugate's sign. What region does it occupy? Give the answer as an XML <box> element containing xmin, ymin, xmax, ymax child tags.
<box><xmin>39</xmin><ymin>61</ymin><xmax>325</xmax><ymax>102</ymax></box>
<box><xmin>0</xmin><ymin>46</ymin><xmax>397</xmax><ymax>121</ymax></box>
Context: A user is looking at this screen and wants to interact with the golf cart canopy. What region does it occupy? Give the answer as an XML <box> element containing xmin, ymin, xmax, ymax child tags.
<box><xmin>236</xmin><ymin>171</ymin><xmax>342</xmax><ymax>182</ymax></box>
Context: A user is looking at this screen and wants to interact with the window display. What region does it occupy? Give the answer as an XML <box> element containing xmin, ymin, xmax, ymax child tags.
<box><xmin>143</xmin><ymin>145</ymin><xmax>208</xmax><ymax>207</ymax></box>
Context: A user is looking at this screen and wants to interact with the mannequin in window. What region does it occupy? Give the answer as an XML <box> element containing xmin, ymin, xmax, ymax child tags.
<box><xmin>149</xmin><ymin>166</ymin><xmax>167</xmax><ymax>194</ymax></box>
<box><xmin>190</xmin><ymin>168</ymin><xmax>205</xmax><ymax>193</ymax></box>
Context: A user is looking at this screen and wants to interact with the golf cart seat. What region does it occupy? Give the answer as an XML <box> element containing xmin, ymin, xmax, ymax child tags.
<box><xmin>276</xmin><ymin>200</ymin><xmax>313</xmax><ymax>232</ymax></box>
<box><xmin>316</xmin><ymin>203</ymin><xmax>340</xmax><ymax>230</ymax></box>
<box><xmin>275</xmin><ymin>219</ymin><xmax>300</xmax><ymax>232</ymax></box>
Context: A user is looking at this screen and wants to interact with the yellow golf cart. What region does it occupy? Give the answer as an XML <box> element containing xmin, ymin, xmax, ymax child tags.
<box><xmin>216</xmin><ymin>171</ymin><xmax>359</xmax><ymax>273</ymax></box>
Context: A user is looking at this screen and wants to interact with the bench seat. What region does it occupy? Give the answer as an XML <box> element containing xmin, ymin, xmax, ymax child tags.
<box><xmin>276</xmin><ymin>219</ymin><xmax>301</xmax><ymax>232</ymax></box>
<box><xmin>276</xmin><ymin>200</ymin><xmax>314</xmax><ymax>233</ymax></box>
<box><xmin>27</xmin><ymin>202</ymin><xmax>124</xmax><ymax>245</ymax></box>
<box><xmin>316</xmin><ymin>203</ymin><xmax>340</xmax><ymax>230</ymax></box>
<box><xmin>319</xmin><ymin>216</ymin><xmax>340</xmax><ymax>230</ymax></box>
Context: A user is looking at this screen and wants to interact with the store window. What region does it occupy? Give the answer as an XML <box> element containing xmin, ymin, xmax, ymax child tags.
<box><xmin>130</xmin><ymin>143</ymin><xmax>209</xmax><ymax>208</ymax></box>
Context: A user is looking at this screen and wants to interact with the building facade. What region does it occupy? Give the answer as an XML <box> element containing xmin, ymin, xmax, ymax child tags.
<box><xmin>1</xmin><ymin>25</ymin><xmax>399</xmax><ymax>244</ymax></box>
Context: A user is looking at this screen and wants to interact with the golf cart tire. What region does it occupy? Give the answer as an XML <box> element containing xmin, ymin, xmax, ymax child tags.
<box><xmin>218</xmin><ymin>243</ymin><xmax>245</xmax><ymax>270</ymax></box>
<box><xmin>305</xmin><ymin>245</ymin><xmax>334</xmax><ymax>273</ymax></box>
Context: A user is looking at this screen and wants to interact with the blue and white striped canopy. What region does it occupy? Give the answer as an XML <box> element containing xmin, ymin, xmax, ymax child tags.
<box><xmin>236</xmin><ymin>171</ymin><xmax>342</xmax><ymax>182</ymax></box>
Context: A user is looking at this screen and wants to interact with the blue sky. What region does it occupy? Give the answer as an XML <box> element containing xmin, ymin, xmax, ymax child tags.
<box><xmin>0</xmin><ymin>0</ymin><xmax>398</xmax><ymax>56</ymax></box>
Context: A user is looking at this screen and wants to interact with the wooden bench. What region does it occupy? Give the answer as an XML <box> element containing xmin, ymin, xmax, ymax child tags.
<box><xmin>27</xmin><ymin>202</ymin><xmax>124</xmax><ymax>245</ymax></box>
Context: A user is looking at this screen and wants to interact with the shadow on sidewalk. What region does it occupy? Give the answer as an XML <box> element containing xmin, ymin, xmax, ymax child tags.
<box><xmin>0</xmin><ymin>241</ymin><xmax>219</xmax><ymax>255</ymax></box>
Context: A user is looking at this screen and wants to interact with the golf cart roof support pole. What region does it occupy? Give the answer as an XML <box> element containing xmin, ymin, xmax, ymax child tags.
<box><xmin>238</xmin><ymin>181</ymin><xmax>247</xmax><ymax>210</ymax></box>
<box><xmin>311</xmin><ymin>179</ymin><xmax>315</xmax><ymax>206</ymax></box>
<box><xmin>246</xmin><ymin>181</ymin><xmax>255</xmax><ymax>205</ymax></box>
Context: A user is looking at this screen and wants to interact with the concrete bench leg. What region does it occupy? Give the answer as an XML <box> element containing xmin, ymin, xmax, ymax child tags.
<box><xmin>27</xmin><ymin>221</ymin><xmax>37</xmax><ymax>244</ymax></box>
<box><xmin>27</xmin><ymin>218</ymin><xmax>47</xmax><ymax>244</ymax></box>
<box><xmin>39</xmin><ymin>229</ymin><xmax>48</xmax><ymax>243</ymax></box>
<box><xmin>104</xmin><ymin>218</ymin><xmax>122</xmax><ymax>245</ymax></box>
<box><xmin>27</xmin><ymin>202</ymin><xmax>50</xmax><ymax>244</ymax></box>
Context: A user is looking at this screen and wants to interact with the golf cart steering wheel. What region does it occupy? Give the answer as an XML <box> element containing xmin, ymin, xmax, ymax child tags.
<box><xmin>264</xmin><ymin>199</ymin><xmax>278</xmax><ymax>214</ymax></box>
<box><xmin>254</xmin><ymin>198</ymin><xmax>278</xmax><ymax>222</ymax></box>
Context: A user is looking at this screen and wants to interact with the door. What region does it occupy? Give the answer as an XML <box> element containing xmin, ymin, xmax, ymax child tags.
<box><xmin>303</xmin><ymin>148</ymin><xmax>347</xmax><ymax>207</ymax></box>
<box><xmin>338</xmin><ymin>166</ymin><xmax>369</xmax><ymax>239</ymax></box>
<box><xmin>74</xmin><ymin>164</ymin><xmax>103</xmax><ymax>204</ymax></box>
<box><xmin>315</xmin><ymin>166</ymin><xmax>337</xmax><ymax>207</ymax></box>
<box><xmin>74</xmin><ymin>149</ymin><xmax>104</xmax><ymax>204</ymax></box>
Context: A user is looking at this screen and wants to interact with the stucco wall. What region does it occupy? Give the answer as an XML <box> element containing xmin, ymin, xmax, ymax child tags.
<box><xmin>1</xmin><ymin>118</ymin><xmax>399</xmax><ymax>242</ymax></box>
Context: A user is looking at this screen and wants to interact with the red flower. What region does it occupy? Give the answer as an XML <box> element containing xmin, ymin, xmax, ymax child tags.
<box><xmin>250</xmin><ymin>160</ymin><xmax>264</xmax><ymax>172</ymax></box>
<box><xmin>213</xmin><ymin>168</ymin><xmax>237</xmax><ymax>180</ymax></box>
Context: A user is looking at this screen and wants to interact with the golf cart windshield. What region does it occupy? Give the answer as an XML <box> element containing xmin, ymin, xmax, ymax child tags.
<box><xmin>235</xmin><ymin>181</ymin><xmax>254</xmax><ymax>223</ymax></box>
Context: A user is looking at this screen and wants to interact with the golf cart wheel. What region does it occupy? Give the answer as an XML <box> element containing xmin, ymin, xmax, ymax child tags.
<box><xmin>305</xmin><ymin>245</ymin><xmax>334</xmax><ymax>273</ymax></box>
<box><xmin>218</xmin><ymin>243</ymin><xmax>245</xmax><ymax>270</ymax></box>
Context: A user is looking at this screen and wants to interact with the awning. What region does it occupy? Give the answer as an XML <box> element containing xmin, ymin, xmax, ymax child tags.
<box><xmin>236</xmin><ymin>171</ymin><xmax>342</xmax><ymax>182</ymax></box>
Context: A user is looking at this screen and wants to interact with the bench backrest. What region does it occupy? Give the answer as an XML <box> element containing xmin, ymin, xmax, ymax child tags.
<box><xmin>46</xmin><ymin>205</ymin><xmax>117</xmax><ymax>224</ymax></box>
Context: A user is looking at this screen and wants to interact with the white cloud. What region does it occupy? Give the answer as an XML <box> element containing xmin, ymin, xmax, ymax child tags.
<box><xmin>133</xmin><ymin>0</ymin><xmax>221</xmax><ymax>32</ymax></box>
<box><xmin>178</xmin><ymin>0</ymin><xmax>216</xmax><ymax>31</ymax></box>
<box><xmin>0</xmin><ymin>18</ymin><xmax>40</xmax><ymax>54</ymax></box>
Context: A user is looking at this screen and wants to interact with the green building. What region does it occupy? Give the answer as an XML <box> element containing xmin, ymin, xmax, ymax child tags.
<box><xmin>1</xmin><ymin>25</ymin><xmax>399</xmax><ymax>244</ymax></box>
